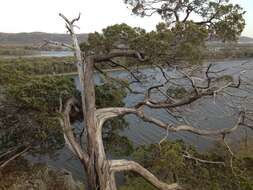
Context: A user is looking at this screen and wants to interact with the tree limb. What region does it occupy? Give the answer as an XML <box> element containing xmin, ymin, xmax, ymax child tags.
<box><xmin>41</xmin><ymin>40</ymin><xmax>74</xmax><ymax>50</ymax></box>
<box><xmin>95</xmin><ymin>108</ymin><xmax>245</xmax><ymax>137</ymax></box>
<box><xmin>59</xmin><ymin>12</ymin><xmax>87</xmax><ymax>127</ymax></box>
<box><xmin>59</xmin><ymin>97</ymin><xmax>89</xmax><ymax>165</ymax></box>
<box><xmin>108</xmin><ymin>59</ymin><xmax>142</xmax><ymax>84</ymax></box>
<box><xmin>0</xmin><ymin>146</ymin><xmax>30</xmax><ymax>170</ymax></box>
<box><xmin>182</xmin><ymin>152</ymin><xmax>225</xmax><ymax>166</ymax></box>
<box><xmin>110</xmin><ymin>159</ymin><xmax>180</xmax><ymax>190</ymax></box>
<box><xmin>93</xmin><ymin>49</ymin><xmax>146</xmax><ymax>63</ymax></box>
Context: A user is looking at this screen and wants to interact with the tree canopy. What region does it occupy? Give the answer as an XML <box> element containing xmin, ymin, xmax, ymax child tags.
<box><xmin>124</xmin><ymin>0</ymin><xmax>245</xmax><ymax>42</ymax></box>
<box><xmin>81</xmin><ymin>0</ymin><xmax>245</xmax><ymax>66</ymax></box>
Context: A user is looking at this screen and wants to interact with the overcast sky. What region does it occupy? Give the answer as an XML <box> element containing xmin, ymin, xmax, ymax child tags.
<box><xmin>0</xmin><ymin>0</ymin><xmax>252</xmax><ymax>37</ymax></box>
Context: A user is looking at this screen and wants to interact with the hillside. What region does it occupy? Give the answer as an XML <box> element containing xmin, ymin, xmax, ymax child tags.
<box><xmin>0</xmin><ymin>32</ymin><xmax>252</xmax><ymax>47</ymax></box>
<box><xmin>0</xmin><ymin>32</ymin><xmax>88</xmax><ymax>46</ymax></box>
<box><xmin>238</xmin><ymin>36</ymin><xmax>253</xmax><ymax>43</ymax></box>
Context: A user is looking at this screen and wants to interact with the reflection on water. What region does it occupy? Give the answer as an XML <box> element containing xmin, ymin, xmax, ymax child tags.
<box><xmin>31</xmin><ymin>58</ymin><xmax>253</xmax><ymax>180</ymax></box>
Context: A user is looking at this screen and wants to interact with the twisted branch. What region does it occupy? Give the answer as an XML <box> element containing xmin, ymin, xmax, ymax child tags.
<box><xmin>59</xmin><ymin>98</ymin><xmax>89</xmax><ymax>165</ymax></box>
<box><xmin>110</xmin><ymin>159</ymin><xmax>180</xmax><ymax>190</ymax></box>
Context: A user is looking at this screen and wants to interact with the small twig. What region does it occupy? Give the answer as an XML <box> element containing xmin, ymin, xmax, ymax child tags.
<box><xmin>0</xmin><ymin>146</ymin><xmax>30</xmax><ymax>170</ymax></box>
<box><xmin>158</xmin><ymin>125</ymin><xmax>171</xmax><ymax>150</ymax></box>
<box><xmin>222</xmin><ymin>137</ymin><xmax>234</xmax><ymax>157</ymax></box>
<box><xmin>213</xmin><ymin>82</ymin><xmax>233</xmax><ymax>104</ymax></box>
<box><xmin>59</xmin><ymin>96</ymin><xmax>63</xmax><ymax>113</ymax></box>
<box><xmin>222</xmin><ymin>136</ymin><xmax>237</xmax><ymax>176</ymax></box>
<box><xmin>94</xmin><ymin>64</ymin><xmax>142</xmax><ymax>94</ymax></box>
<box><xmin>179</xmin><ymin>70</ymin><xmax>199</xmax><ymax>95</ymax></box>
<box><xmin>0</xmin><ymin>147</ymin><xmax>18</xmax><ymax>160</ymax></box>
<box><xmin>108</xmin><ymin>59</ymin><xmax>142</xmax><ymax>84</ymax></box>
<box><xmin>183</xmin><ymin>151</ymin><xmax>225</xmax><ymax>166</ymax></box>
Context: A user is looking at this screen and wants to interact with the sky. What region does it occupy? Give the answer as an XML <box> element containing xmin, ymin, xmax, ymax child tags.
<box><xmin>0</xmin><ymin>0</ymin><xmax>252</xmax><ymax>37</ymax></box>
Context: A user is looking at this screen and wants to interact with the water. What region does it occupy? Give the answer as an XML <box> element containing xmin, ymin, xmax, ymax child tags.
<box><xmin>0</xmin><ymin>50</ymin><xmax>73</xmax><ymax>59</ymax></box>
<box><xmin>30</xmin><ymin>58</ymin><xmax>253</xmax><ymax>180</ymax></box>
<box><xmin>31</xmin><ymin>51</ymin><xmax>74</xmax><ymax>57</ymax></box>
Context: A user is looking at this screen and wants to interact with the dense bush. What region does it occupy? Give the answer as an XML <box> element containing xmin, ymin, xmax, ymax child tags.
<box><xmin>120</xmin><ymin>140</ymin><xmax>253</xmax><ymax>190</ymax></box>
<box><xmin>0</xmin><ymin>57</ymin><xmax>133</xmax><ymax>157</ymax></box>
<box><xmin>0</xmin><ymin>57</ymin><xmax>76</xmax><ymax>78</ymax></box>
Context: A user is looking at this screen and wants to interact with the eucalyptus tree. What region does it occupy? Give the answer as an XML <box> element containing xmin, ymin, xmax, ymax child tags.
<box><xmin>46</xmin><ymin>1</ymin><xmax>253</xmax><ymax>190</ymax></box>
<box><xmin>124</xmin><ymin>0</ymin><xmax>245</xmax><ymax>41</ymax></box>
<box><xmin>124</xmin><ymin>0</ymin><xmax>246</xmax><ymax>64</ymax></box>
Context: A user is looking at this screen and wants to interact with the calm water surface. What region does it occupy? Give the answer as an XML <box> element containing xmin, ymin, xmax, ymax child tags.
<box><xmin>30</xmin><ymin>58</ymin><xmax>253</xmax><ymax>180</ymax></box>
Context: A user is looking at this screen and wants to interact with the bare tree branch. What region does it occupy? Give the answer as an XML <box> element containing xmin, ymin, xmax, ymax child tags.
<box><xmin>0</xmin><ymin>146</ymin><xmax>30</xmax><ymax>170</ymax></box>
<box><xmin>110</xmin><ymin>159</ymin><xmax>180</xmax><ymax>190</ymax></box>
<box><xmin>95</xmin><ymin>108</ymin><xmax>246</xmax><ymax>137</ymax></box>
<box><xmin>182</xmin><ymin>151</ymin><xmax>225</xmax><ymax>166</ymax></box>
<box><xmin>59</xmin><ymin>97</ymin><xmax>89</xmax><ymax>165</ymax></box>
<box><xmin>58</xmin><ymin>13</ymin><xmax>88</xmax><ymax>137</ymax></box>
<box><xmin>94</xmin><ymin>64</ymin><xmax>142</xmax><ymax>94</ymax></box>
<box><xmin>108</xmin><ymin>59</ymin><xmax>142</xmax><ymax>84</ymax></box>
<box><xmin>94</xmin><ymin>49</ymin><xmax>146</xmax><ymax>62</ymax></box>
<box><xmin>41</xmin><ymin>40</ymin><xmax>74</xmax><ymax>50</ymax></box>
<box><xmin>135</xmin><ymin>87</ymin><xmax>215</xmax><ymax>109</ymax></box>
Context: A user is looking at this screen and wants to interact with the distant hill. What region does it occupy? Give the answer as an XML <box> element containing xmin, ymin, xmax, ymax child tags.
<box><xmin>0</xmin><ymin>32</ymin><xmax>252</xmax><ymax>47</ymax></box>
<box><xmin>0</xmin><ymin>32</ymin><xmax>88</xmax><ymax>47</ymax></box>
<box><xmin>207</xmin><ymin>36</ymin><xmax>253</xmax><ymax>44</ymax></box>
<box><xmin>238</xmin><ymin>36</ymin><xmax>253</xmax><ymax>43</ymax></box>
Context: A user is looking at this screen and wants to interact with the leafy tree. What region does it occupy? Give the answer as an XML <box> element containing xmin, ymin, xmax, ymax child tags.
<box><xmin>120</xmin><ymin>140</ymin><xmax>253</xmax><ymax>190</ymax></box>
<box><xmin>0</xmin><ymin>61</ymin><xmax>78</xmax><ymax>156</ymax></box>
<box><xmin>0</xmin><ymin>58</ymin><xmax>131</xmax><ymax>169</ymax></box>
<box><xmin>81</xmin><ymin>0</ymin><xmax>245</xmax><ymax>67</ymax></box>
<box><xmin>124</xmin><ymin>0</ymin><xmax>245</xmax><ymax>42</ymax></box>
<box><xmin>126</xmin><ymin>0</ymin><xmax>245</xmax><ymax>63</ymax></box>
<box><xmin>53</xmin><ymin>6</ymin><xmax>251</xmax><ymax>189</ymax></box>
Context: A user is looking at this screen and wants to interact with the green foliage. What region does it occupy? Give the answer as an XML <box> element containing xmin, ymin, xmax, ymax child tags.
<box><xmin>172</xmin><ymin>21</ymin><xmax>208</xmax><ymax>63</ymax></box>
<box><xmin>2</xmin><ymin>76</ymin><xmax>77</xmax><ymax>154</ymax></box>
<box><xmin>0</xmin><ymin>58</ymin><xmax>77</xmax><ymax>114</ymax></box>
<box><xmin>80</xmin><ymin>24</ymin><xmax>141</xmax><ymax>55</ymax></box>
<box><xmin>80</xmin><ymin>21</ymin><xmax>207</xmax><ymax>66</ymax></box>
<box><xmin>121</xmin><ymin>0</ymin><xmax>246</xmax><ymax>66</ymax></box>
<box><xmin>212</xmin><ymin>3</ymin><xmax>245</xmax><ymax>42</ymax></box>
<box><xmin>124</xmin><ymin>0</ymin><xmax>245</xmax><ymax>42</ymax></box>
<box><xmin>95</xmin><ymin>83</ymin><xmax>134</xmax><ymax>156</ymax></box>
<box><xmin>0</xmin><ymin>58</ymin><xmax>78</xmax><ymax>154</ymax></box>
<box><xmin>166</xmin><ymin>87</ymin><xmax>188</xmax><ymax>99</ymax></box>
<box><xmin>95</xmin><ymin>83</ymin><xmax>127</xmax><ymax>108</ymax></box>
<box><xmin>0</xmin><ymin>57</ymin><xmax>133</xmax><ymax>156</ymax></box>
<box><xmin>120</xmin><ymin>177</ymin><xmax>155</xmax><ymax>190</ymax></box>
<box><xmin>7</xmin><ymin>76</ymin><xmax>77</xmax><ymax>112</ymax></box>
<box><xmin>0</xmin><ymin>57</ymin><xmax>76</xmax><ymax>79</ymax></box>
<box><xmin>80</xmin><ymin>1</ymin><xmax>246</xmax><ymax>67</ymax></box>
<box><xmin>120</xmin><ymin>140</ymin><xmax>253</xmax><ymax>190</ymax></box>
<box><xmin>0</xmin><ymin>46</ymin><xmax>33</xmax><ymax>56</ymax></box>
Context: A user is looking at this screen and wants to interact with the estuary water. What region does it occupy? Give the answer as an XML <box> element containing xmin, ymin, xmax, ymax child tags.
<box><xmin>31</xmin><ymin>58</ymin><xmax>253</xmax><ymax>180</ymax></box>
<box><xmin>0</xmin><ymin>50</ymin><xmax>73</xmax><ymax>59</ymax></box>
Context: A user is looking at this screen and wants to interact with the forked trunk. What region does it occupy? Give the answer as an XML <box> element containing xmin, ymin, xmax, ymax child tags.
<box><xmin>58</xmin><ymin>13</ymin><xmax>180</xmax><ymax>190</ymax></box>
<box><xmin>83</xmin><ymin>58</ymin><xmax>116</xmax><ymax>190</ymax></box>
<box><xmin>85</xmin><ymin>135</ymin><xmax>117</xmax><ymax>190</ymax></box>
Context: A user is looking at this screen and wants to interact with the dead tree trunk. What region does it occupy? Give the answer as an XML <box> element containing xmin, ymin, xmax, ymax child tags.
<box><xmin>83</xmin><ymin>57</ymin><xmax>116</xmax><ymax>190</ymax></box>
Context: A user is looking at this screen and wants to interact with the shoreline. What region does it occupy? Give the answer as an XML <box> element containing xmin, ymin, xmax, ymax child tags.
<box><xmin>35</xmin><ymin>57</ymin><xmax>253</xmax><ymax>77</ymax></box>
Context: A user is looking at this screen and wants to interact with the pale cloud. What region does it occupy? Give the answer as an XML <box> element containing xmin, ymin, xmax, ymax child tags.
<box><xmin>0</xmin><ymin>0</ymin><xmax>252</xmax><ymax>37</ymax></box>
